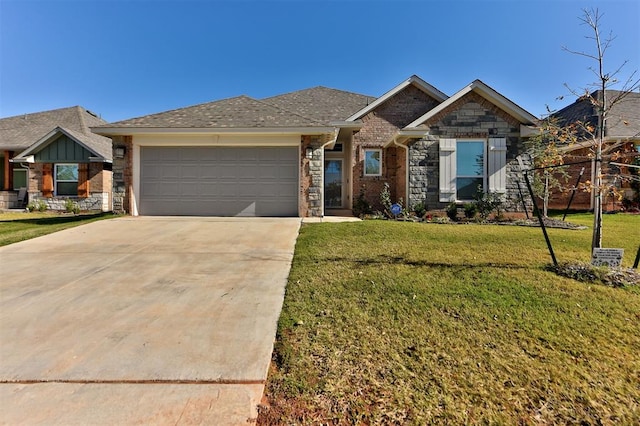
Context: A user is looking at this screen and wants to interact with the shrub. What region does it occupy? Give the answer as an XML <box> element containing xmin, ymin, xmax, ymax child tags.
<box><xmin>353</xmin><ymin>186</ymin><xmax>372</xmax><ymax>217</ymax></box>
<box><xmin>446</xmin><ymin>203</ymin><xmax>458</xmax><ymax>221</ymax></box>
<box><xmin>475</xmin><ymin>191</ymin><xmax>504</xmax><ymax>220</ymax></box>
<box><xmin>412</xmin><ymin>201</ymin><xmax>427</xmax><ymax>218</ymax></box>
<box><xmin>28</xmin><ymin>200</ymin><xmax>48</xmax><ymax>212</ymax></box>
<box><xmin>65</xmin><ymin>199</ymin><xmax>80</xmax><ymax>214</ymax></box>
<box><xmin>463</xmin><ymin>203</ymin><xmax>478</xmax><ymax>219</ymax></box>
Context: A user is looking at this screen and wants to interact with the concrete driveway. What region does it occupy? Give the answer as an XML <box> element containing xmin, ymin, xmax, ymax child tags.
<box><xmin>0</xmin><ymin>217</ymin><xmax>301</xmax><ymax>425</ymax></box>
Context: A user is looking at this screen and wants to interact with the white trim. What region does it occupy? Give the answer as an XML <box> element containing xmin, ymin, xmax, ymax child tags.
<box><xmin>439</xmin><ymin>138</ymin><xmax>457</xmax><ymax>202</ymax></box>
<box><xmin>92</xmin><ymin>126</ymin><xmax>334</xmax><ymax>136</ymax></box>
<box><xmin>346</xmin><ymin>75</ymin><xmax>448</xmax><ymax>122</ymax></box>
<box><xmin>132</xmin><ymin>134</ymin><xmax>300</xmax><ymax>147</ymax></box>
<box><xmin>488</xmin><ymin>137</ymin><xmax>507</xmax><ymax>193</ymax></box>
<box><xmin>363</xmin><ymin>148</ymin><xmax>382</xmax><ymax>176</ymax></box>
<box><xmin>406</xmin><ymin>80</ymin><xmax>537</xmax><ymax>128</ymax></box>
<box><xmin>132</xmin><ymin>144</ymin><xmax>140</xmax><ymax>216</ymax></box>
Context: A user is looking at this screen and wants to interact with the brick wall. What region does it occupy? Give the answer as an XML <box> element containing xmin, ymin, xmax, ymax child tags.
<box><xmin>352</xmin><ymin>85</ymin><xmax>441</xmax><ymax>211</ymax></box>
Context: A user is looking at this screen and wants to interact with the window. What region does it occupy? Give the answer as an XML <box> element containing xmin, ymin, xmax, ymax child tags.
<box><xmin>55</xmin><ymin>164</ymin><xmax>78</xmax><ymax>196</ymax></box>
<box><xmin>456</xmin><ymin>140</ymin><xmax>485</xmax><ymax>200</ymax></box>
<box><xmin>364</xmin><ymin>149</ymin><xmax>382</xmax><ymax>176</ymax></box>
<box><xmin>13</xmin><ymin>169</ymin><xmax>27</xmax><ymax>190</ymax></box>
<box><xmin>439</xmin><ymin>138</ymin><xmax>506</xmax><ymax>203</ymax></box>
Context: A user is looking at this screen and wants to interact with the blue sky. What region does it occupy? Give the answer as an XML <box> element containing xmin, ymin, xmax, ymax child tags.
<box><xmin>1</xmin><ymin>0</ymin><xmax>638</xmax><ymax>122</ymax></box>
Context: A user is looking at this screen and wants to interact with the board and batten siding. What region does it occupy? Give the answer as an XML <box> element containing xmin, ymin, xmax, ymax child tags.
<box><xmin>34</xmin><ymin>135</ymin><xmax>93</xmax><ymax>162</ymax></box>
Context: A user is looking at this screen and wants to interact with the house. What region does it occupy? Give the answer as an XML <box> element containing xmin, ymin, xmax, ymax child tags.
<box><xmin>92</xmin><ymin>75</ymin><xmax>538</xmax><ymax>217</ymax></box>
<box><xmin>548</xmin><ymin>90</ymin><xmax>640</xmax><ymax>211</ymax></box>
<box><xmin>0</xmin><ymin>106</ymin><xmax>113</xmax><ymax>211</ymax></box>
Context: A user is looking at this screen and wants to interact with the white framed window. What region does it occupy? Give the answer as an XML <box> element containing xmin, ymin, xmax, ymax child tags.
<box><xmin>55</xmin><ymin>163</ymin><xmax>78</xmax><ymax>196</ymax></box>
<box><xmin>439</xmin><ymin>138</ymin><xmax>506</xmax><ymax>202</ymax></box>
<box><xmin>456</xmin><ymin>140</ymin><xmax>485</xmax><ymax>200</ymax></box>
<box><xmin>364</xmin><ymin>149</ymin><xmax>382</xmax><ymax>176</ymax></box>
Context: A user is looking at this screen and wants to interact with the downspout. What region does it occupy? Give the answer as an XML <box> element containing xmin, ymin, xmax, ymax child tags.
<box><xmin>391</xmin><ymin>136</ymin><xmax>410</xmax><ymax>208</ymax></box>
<box><xmin>319</xmin><ymin>129</ymin><xmax>340</xmax><ymax>217</ymax></box>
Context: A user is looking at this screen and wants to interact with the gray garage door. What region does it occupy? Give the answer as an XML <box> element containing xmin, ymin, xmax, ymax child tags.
<box><xmin>140</xmin><ymin>146</ymin><xmax>298</xmax><ymax>216</ymax></box>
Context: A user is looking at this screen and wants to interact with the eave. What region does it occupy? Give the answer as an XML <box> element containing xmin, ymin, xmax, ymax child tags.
<box><xmin>91</xmin><ymin>126</ymin><xmax>337</xmax><ymax>136</ymax></box>
<box><xmin>383</xmin><ymin>129</ymin><xmax>431</xmax><ymax>147</ymax></box>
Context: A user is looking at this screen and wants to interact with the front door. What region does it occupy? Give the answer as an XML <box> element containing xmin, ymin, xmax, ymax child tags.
<box><xmin>324</xmin><ymin>159</ymin><xmax>343</xmax><ymax>208</ymax></box>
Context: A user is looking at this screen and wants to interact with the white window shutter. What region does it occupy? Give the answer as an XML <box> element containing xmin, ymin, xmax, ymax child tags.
<box><xmin>439</xmin><ymin>138</ymin><xmax>456</xmax><ymax>202</ymax></box>
<box><xmin>488</xmin><ymin>138</ymin><xmax>507</xmax><ymax>193</ymax></box>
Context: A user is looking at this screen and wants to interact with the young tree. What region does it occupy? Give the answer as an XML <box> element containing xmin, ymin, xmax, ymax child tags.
<box><xmin>561</xmin><ymin>8</ymin><xmax>640</xmax><ymax>253</ymax></box>
<box><xmin>525</xmin><ymin>116</ymin><xmax>575</xmax><ymax>217</ymax></box>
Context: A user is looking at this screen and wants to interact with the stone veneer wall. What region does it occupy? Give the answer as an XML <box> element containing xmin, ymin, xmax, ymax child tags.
<box><xmin>111</xmin><ymin>135</ymin><xmax>133</xmax><ymax>214</ymax></box>
<box><xmin>301</xmin><ymin>134</ymin><xmax>330</xmax><ymax>217</ymax></box>
<box><xmin>30</xmin><ymin>194</ymin><xmax>110</xmax><ymax>211</ymax></box>
<box><xmin>352</xmin><ymin>85</ymin><xmax>441</xmax><ymax>211</ymax></box>
<box><xmin>408</xmin><ymin>94</ymin><xmax>532</xmax><ymax>212</ymax></box>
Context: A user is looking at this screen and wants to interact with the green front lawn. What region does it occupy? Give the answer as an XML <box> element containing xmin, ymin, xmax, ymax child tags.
<box><xmin>259</xmin><ymin>214</ymin><xmax>640</xmax><ymax>424</ymax></box>
<box><xmin>0</xmin><ymin>212</ymin><xmax>116</xmax><ymax>247</ymax></box>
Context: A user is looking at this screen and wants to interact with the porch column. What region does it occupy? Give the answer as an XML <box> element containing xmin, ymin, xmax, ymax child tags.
<box><xmin>3</xmin><ymin>151</ymin><xmax>12</xmax><ymax>190</ymax></box>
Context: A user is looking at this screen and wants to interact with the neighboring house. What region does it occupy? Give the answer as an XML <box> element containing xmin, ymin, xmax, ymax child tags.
<box><xmin>92</xmin><ymin>75</ymin><xmax>538</xmax><ymax>217</ymax></box>
<box><xmin>548</xmin><ymin>90</ymin><xmax>640</xmax><ymax>211</ymax></box>
<box><xmin>0</xmin><ymin>106</ymin><xmax>113</xmax><ymax>211</ymax></box>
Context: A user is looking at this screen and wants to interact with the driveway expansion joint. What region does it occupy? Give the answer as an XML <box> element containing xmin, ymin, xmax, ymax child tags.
<box><xmin>1</xmin><ymin>379</ymin><xmax>265</xmax><ymax>385</ymax></box>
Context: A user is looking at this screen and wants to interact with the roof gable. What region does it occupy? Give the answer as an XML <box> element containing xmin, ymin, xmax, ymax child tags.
<box><xmin>405</xmin><ymin>80</ymin><xmax>537</xmax><ymax>128</ymax></box>
<box><xmin>14</xmin><ymin>126</ymin><xmax>111</xmax><ymax>161</ymax></box>
<box><xmin>98</xmin><ymin>95</ymin><xmax>327</xmax><ymax>130</ymax></box>
<box><xmin>263</xmin><ymin>86</ymin><xmax>373</xmax><ymax>125</ymax></box>
<box><xmin>346</xmin><ymin>75</ymin><xmax>448</xmax><ymax>122</ymax></box>
<box><xmin>0</xmin><ymin>106</ymin><xmax>111</xmax><ymax>160</ymax></box>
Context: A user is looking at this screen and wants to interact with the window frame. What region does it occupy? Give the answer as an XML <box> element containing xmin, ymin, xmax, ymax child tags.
<box><xmin>363</xmin><ymin>148</ymin><xmax>382</xmax><ymax>177</ymax></box>
<box><xmin>455</xmin><ymin>140</ymin><xmax>486</xmax><ymax>201</ymax></box>
<box><xmin>54</xmin><ymin>163</ymin><xmax>79</xmax><ymax>196</ymax></box>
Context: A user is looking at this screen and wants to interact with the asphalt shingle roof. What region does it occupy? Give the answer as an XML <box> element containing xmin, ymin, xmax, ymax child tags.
<box><xmin>101</xmin><ymin>95</ymin><xmax>332</xmax><ymax>129</ymax></box>
<box><xmin>96</xmin><ymin>87</ymin><xmax>375</xmax><ymax>130</ymax></box>
<box><xmin>0</xmin><ymin>106</ymin><xmax>112</xmax><ymax>160</ymax></box>
<box><xmin>553</xmin><ymin>90</ymin><xmax>640</xmax><ymax>139</ymax></box>
<box><xmin>263</xmin><ymin>86</ymin><xmax>374</xmax><ymax>125</ymax></box>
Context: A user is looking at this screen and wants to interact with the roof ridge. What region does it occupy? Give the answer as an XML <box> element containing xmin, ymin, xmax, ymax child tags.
<box><xmin>74</xmin><ymin>105</ymin><xmax>90</xmax><ymax>135</ymax></box>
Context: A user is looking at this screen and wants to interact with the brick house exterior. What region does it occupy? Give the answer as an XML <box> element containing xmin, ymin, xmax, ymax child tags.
<box><xmin>545</xmin><ymin>90</ymin><xmax>640</xmax><ymax>212</ymax></box>
<box><xmin>0</xmin><ymin>106</ymin><xmax>113</xmax><ymax>211</ymax></box>
<box><xmin>94</xmin><ymin>76</ymin><xmax>538</xmax><ymax>217</ymax></box>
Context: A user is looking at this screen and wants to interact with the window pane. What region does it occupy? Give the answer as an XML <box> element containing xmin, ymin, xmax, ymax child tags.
<box><xmin>57</xmin><ymin>182</ymin><xmax>78</xmax><ymax>196</ymax></box>
<box><xmin>13</xmin><ymin>169</ymin><xmax>27</xmax><ymax>189</ymax></box>
<box><xmin>457</xmin><ymin>142</ymin><xmax>484</xmax><ymax>176</ymax></box>
<box><xmin>457</xmin><ymin>177</ymin><xmax>483</xmax><ymax>200</ymax></box>
<box><xmin>56</xmin><ymin>164</ymin><xmax>78</xmax><ymax>181</ymax></box>
<box><xmin>365</xmin><ymin>150</ymin><xmax>381</xmax><ymax>175</ymax></box>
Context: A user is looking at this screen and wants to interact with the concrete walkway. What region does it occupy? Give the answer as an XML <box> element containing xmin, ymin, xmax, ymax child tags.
<box><xmin>0</xmin><ymin>217</ymin><xmax>301</xmax><ymax>425</ymax></box>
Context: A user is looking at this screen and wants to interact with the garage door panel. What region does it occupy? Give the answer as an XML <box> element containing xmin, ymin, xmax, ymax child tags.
<box><xmin>140</xmin><ymin>147</ymin><xmax>298</xmax><ymax>216</ymax></box>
